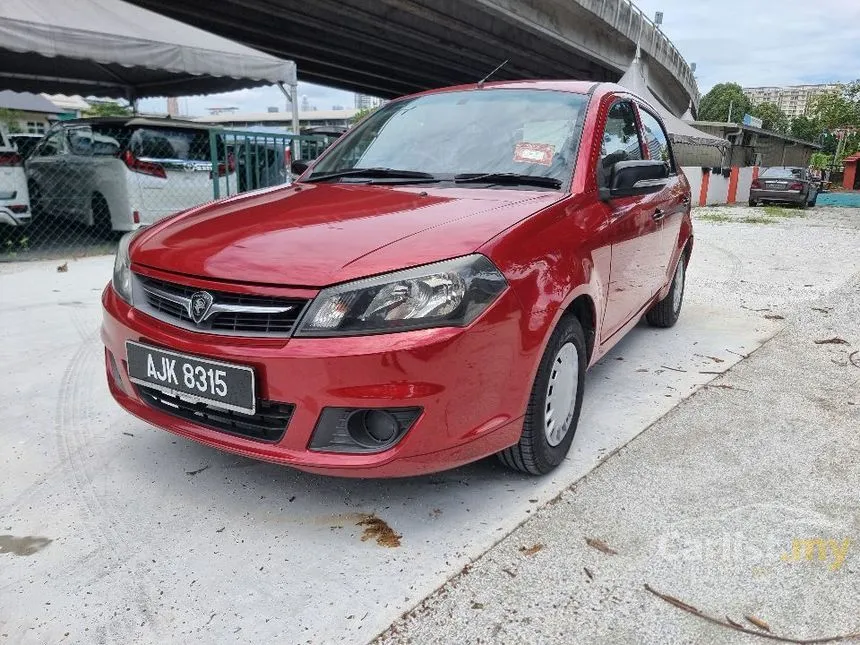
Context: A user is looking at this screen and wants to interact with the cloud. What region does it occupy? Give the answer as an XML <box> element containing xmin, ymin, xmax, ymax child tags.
<box><xmin>632</xmin><ymin>0</ymin><xmax>860</xmax><ymax>91</ymax></box>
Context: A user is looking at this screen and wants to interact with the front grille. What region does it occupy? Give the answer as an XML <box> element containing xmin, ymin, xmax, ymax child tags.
<box><xmin>135</xmin><ymin>274</ymin><xmax>308</xmax><ymax>336</ymax></box>
<box><xmin>137</xmin><ymin>385</ymin><xmax>293</xmax><ymax>442</ymax></box>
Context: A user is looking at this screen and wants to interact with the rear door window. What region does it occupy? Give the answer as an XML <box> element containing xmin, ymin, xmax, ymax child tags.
<box><xmin>129</xmin><ymin>128</ymin><xmax>212</xmax><ymax>161</ymax></box>
<box><xmin>637</xmin><ymin>108</ymin><xmax>674</xmax><ymax>172</ymax></box>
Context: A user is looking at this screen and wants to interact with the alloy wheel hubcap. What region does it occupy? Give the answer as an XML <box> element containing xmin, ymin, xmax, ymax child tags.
<box><xmin>544</xmin><ymin>342</ymin><xmax>578</xmax><ymax>447</ymax></box>
<box><xmin>672</xmin><ymin>259</ymin><xmax>685</xmax><ymax>314</ymax></box>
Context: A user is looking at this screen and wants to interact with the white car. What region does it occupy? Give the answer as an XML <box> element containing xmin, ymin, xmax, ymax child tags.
<box><xmin>26</xmin><ymin>117</ymin><xmax>236</xmax><ymax>234</ymax></box>
<box><xmin>0</xmin><ymin>128</ymin><xmax>31</xmax><ymax>228</ymax></box>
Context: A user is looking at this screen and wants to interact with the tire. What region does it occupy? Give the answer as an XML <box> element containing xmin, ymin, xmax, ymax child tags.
<box><xmin>498</xmin><ymin>315</ymin><xmax>586</xmax><ymax>475</ymax></box>
<box><xmin>748</xmin><ymin>199</ymin><xmax>757</xmax><ymax>207</ymax></box>
<box><xmin>808</xmin><ymin>192</ymin><xmax>817</xmax><ymax>207</ymax></box>
<box><xmin>646</xmin><ymin>252</ymin><xmax>686</xmax><ymax>328</ymax></box>
<box><xmin>91</xmin><ymin>194</ymin><xmax>113</xmax><ymax>237</ymax></box>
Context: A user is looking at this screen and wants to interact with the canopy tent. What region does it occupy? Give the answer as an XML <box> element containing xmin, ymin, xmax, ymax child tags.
<box><xmin>618</xmin><ymin>52</ymin><xmax>728</xmax><ymax>150</ymax></box>
<box><xmin>0</xmin><ymin>0</ymin><xmax>297</xmax><ymax>99</ymax></box>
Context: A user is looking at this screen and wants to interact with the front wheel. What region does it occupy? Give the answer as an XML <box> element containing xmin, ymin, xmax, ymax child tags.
<box><xmin>498</xmin><ymin>315</ymin><xmax>586</xmax><ymax>475</ymax></box>
<box><xmin>646</xmin><ymin>254</ymin><xmax>686</xmax><ymax>328</ymax></box>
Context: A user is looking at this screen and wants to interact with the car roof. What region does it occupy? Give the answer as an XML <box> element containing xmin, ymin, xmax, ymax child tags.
<box><xmin>394</xmin><ymin>80</ymin><xmax>655</xmax><ymax>110</ymax></box>
<box><xmin>57</xmin><ymin>116</ymin><xmax>217</xmax><ymax>131</ymax></box>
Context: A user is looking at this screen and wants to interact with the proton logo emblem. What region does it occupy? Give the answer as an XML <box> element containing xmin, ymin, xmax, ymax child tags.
<box><xmin>188</xmin><ymin>291</ymin><xmax>214</xmax><ymax>324</ymax></box>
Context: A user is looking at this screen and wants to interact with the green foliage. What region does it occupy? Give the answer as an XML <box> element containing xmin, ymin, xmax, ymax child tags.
<box><xmin>750</xmin><ymin>101</ymin><xmax>789</xmax><ymax>133</ymax></box>
<box><xmin>0</xmin><ymin>108</ymin><xmax>24</xmax><ymax>133</ymax></box>
<box><xmin>351</xmin><ymin>107</ymin><xmax>376</xmax><ymax>125</ymax></box>
<box><xmin>84</xmin><ymin>101</ymin><xmax>132</xmax><ymax>117</ymax></box>
<box><xmin>790</xmin><ymin>115</ymin><xmax>822</xmax><ymax>143</ymax></box>
<box><xmin>809</xmin><ymin>152</ymin><xmax>831</xmax><ymax>169</ymax></box>
<box><xmin>698</xmin><ymin>83</ymin><xmax>752</xmax><ymax>123</ymax></box>
<box><xmin>808</xmin><ymin>84</ymin><xmax>860</xmax><ymax>131</ymax></box>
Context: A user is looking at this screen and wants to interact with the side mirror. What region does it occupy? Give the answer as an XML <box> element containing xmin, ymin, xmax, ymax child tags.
<box><xmin>290</xmin><ymin>159</ymin><xmax>309</xmax><ymax>176</ymax></box>
<box><xmin>600</xmin><ymin>160</ymin><xmax>669</xmax><ymax>200</ymax></box>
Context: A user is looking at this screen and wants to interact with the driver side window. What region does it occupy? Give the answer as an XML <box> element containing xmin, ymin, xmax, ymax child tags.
<box><xmin>35</xmin><ymin>129</ymin><xmax>66</xmax><ymax>158</ymax></box>
<box><xmin>598</xmin><ymin>101</ymin><xmax>642</xmax><ymax>187</ymax></box>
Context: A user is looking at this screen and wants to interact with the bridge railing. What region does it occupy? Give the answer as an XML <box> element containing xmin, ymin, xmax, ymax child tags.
<box><xmin>583</xmin><ymin>0</ymin><xmax>699</xmax><ymax>104</ymax></box>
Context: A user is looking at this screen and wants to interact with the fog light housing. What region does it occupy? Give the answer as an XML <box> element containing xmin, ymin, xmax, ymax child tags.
<box><xmin>309</xmin><ymin>407</ymin><xmax>422</xmax><ymax>453</ymax></box>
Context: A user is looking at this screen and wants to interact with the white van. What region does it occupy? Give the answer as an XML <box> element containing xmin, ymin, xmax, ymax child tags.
<box><xmin>0</xmin><ymin>127</ymin><xmax>31</xmax><ymax>227</ymax></box>
<box><xmin>26</xmin><ymin>117</ymin><xmax>236</xmax><ymax>234</ymax></box>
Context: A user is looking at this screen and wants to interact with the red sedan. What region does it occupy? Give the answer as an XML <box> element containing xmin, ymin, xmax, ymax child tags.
<box><xmin>102</xmin><ymin>80</ymin><xmax>692</xmax><ymax>477</ymax></box>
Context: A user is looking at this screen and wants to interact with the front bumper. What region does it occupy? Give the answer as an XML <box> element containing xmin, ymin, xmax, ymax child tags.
<box><xmin>750</xmin><ymin>189</ymin><xmax>805</xmax><ymax>204</ymax></box>
<box><xmin>101</xmin><ymin>284</ymin><xmax>532</xmax><ymax>477</ymax></box>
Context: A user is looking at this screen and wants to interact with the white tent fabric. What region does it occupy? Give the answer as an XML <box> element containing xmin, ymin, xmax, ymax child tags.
<box><xmin>619</xmin><ymin>53</ymin><xmax>727</xmax><ymax>149</ymax></box>
<box><xmin>0</xmin><ymin>0</ymin><xmax>297</xmax><ymax>98</ymax></box>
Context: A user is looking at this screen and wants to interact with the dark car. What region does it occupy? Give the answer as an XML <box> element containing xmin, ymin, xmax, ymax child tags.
<box><xmin>749</xmin><ymin>166</ymin><xmax>818</xmax><ymax>208</ymax></box>
<box><xmin>8</xmin><ymin>133</ymin><xmax>43</xmax><ymax>160</ymax></box>
<box><xmin>102</xmin><ymin>80</ymin><xmax>693</xmax><ymax>478</ymax></box>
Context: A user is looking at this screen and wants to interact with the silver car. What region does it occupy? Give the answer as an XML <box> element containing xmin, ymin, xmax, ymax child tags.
<box><xmin>749</xmin><ymin>166</ymin><xmax>818</xmax><ymax>208</ymax></box>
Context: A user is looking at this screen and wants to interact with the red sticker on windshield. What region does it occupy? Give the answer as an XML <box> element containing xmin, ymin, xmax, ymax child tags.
<box><xmin>513</xmin><ymin>142</ymin><xmax>555</xmax><ymax>166</ymax></box>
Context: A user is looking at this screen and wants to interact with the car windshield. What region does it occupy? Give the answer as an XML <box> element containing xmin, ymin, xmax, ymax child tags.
<box><xmin>309</xmin><ymin>89</ymin><xmax>588</xmax><ymax>188</ymax></box>
<box><xmin>760</xmin><ymin>167</ymin><xmax>803</xmax><ymax>179</ymax></box>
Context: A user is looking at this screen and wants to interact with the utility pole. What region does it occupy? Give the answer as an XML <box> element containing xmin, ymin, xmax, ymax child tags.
<box><xmin>727</xmin><ymin>100</ymin><xmax>733</xmax><ymax>124</ymax></box>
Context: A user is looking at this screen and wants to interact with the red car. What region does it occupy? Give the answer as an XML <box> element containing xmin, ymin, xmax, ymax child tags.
<box><xmin>102</xmin><ymin>81</ymin><xmax>692</xmax><ymax>478</ymax></box>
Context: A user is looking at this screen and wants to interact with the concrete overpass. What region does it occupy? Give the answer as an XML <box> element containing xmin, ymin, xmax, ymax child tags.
<box><xmin>127</xmin><ymin>0</ymin><xmax>699</xmax><ymax>115</ymax></box>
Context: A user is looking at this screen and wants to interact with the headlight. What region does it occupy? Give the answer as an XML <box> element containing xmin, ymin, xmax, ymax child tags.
<box><xmin>112</xmin><ymin>228</ymin><xmax>145</xmax><ymax>304</ymax></box>
<box><xmin>295</xmin><ymin>254</ymin><xmax>507</xmax><ymax>336</ymax></box>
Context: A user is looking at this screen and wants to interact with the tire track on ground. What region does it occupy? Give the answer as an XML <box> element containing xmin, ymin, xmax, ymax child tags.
<box><xmin>52</xmin><ymin>308</ymin><xmax>160</xmax><ymax>642</ymax></box>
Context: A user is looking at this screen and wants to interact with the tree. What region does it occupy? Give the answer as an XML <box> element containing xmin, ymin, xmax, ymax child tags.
<box><xmin>697</xmin><ymin>83</ymin><xmax>752</xmax><ymax>123</ymax></box>
<box><xmin>0</xmin><ymin>108</ymin><xmax>24</xmax><ymax>133</ymax></box>
<box><xmin>790</xmin><ymin>115</ymin><xmax>821</xmax><ymax>143</ymax></box>
<box><xmin>84</xmin><ymin>101</ymin><xmax>132</xmax><ymax>117</ymax></box>
<box><xmin>750</xmin><ymin>101</ymin><xmax>788</xmax><ymax>133</ymax></box>
<box><xmin>350</xmin><ymin>107</ymin><xmax>376</xmax><ymax>125</ymax></box>
<box><xmin>808</xmin><ymin>84</ymin><xmax>860</xmax><ymax>131</ymax></box>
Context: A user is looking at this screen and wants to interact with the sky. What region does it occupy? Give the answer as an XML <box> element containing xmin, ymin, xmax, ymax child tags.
<box><xmin>138</xmin><ymin>0</ymin><xmax>860</xmax><ymax>117</ymax></box>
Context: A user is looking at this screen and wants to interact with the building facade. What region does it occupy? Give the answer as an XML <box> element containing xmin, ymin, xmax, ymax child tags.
<box><xmin>690</xmin><ymin>121</ymin><xmax>821</xmax><ymax>167</ymax></box>
<box><xmin>742</xmin><ymin>83</ymin><xmax>841</xmax><ymax>118</ymax></box>
<box><xmin>196</xmin><ymin>108</ymin><xmax>359</xmax><ymax>132</ymax></box>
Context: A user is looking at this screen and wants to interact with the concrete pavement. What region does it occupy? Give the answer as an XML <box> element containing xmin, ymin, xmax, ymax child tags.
<box><xmin>376</xmin><ymin>207</ymin><xmax>860</xmax><ymax>644</ymax></box>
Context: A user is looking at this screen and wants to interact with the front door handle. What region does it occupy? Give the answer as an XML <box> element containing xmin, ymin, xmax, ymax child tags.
<box><xmin>652</xmin><ymin>208</ymin><xmax>666</xmax><ymax>221</ymax></box>
<box><xmin>681</xmin><ymin>195</ymin><xmax>691</xmax><ymax>206</ymax></box>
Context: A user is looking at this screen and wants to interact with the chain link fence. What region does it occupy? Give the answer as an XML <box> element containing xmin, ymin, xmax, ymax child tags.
<box><xmin>0</xmin><ymin>119</ymin><xmax>331</xmax><ymax>261</ymax></box>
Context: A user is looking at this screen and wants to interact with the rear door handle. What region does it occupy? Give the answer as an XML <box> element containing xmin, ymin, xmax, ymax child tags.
<box><xmin>652</xmin><ymin>208</ymin><xmax>666</xmax><ymax>221</ymax></box>
<box><xmin>681</xmin><ymin>195</ymin><xmax>690</xmax><ymax>206</ymax></box>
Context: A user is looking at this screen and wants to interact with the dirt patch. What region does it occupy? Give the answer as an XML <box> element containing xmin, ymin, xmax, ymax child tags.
<box><xmin>356</xmin><ymin>514</ymin><xmax>402</xmax><ymax>548</ymax></box>
<box><xmin>0</xmin><ymin>535</ymin><xmax>53</xmax><ymax>556</ymax></box>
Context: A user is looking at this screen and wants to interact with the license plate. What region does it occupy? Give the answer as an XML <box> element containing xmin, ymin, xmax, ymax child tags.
<box><xmin>126</xmin><ymin>341</ymin><xmax>256</xmax><ymax>414</ymax></box>
<box><xmin>772</xmin><ymin>182</ymin><xmax>788</xmax><ymax>189</ymax></box>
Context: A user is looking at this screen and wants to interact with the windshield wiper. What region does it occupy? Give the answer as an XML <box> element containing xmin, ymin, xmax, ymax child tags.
<box><xmin>303</xmin><ymin>167</ymin><xmax>440</xmax><ymax>183</ymax></box>
<box><xmin>454</xmin><ymin>173</ymin><xmax>562</xmax><ymax>189</ymax></box>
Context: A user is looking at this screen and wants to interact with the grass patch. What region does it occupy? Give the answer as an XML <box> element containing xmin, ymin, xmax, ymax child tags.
<box><xmin>763</xmin><ymin>205</ymin><xmax>804</xmax><ymax>218</ymax></box>
<box><xmin>698</xmin><ymin>212</ymin><xmax>733</xmax><ymax>223</ymax></box>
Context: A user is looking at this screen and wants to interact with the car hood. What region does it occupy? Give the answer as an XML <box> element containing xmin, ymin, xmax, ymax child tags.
<box><xmin>131</xmin><ymin>183</ymin><xmax>561</xmax><ymax>287</ymax></box>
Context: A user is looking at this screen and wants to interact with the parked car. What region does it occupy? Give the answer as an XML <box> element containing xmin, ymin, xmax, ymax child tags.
<box><xmin>8</xmin><ymin>133</ymin><xmax>44</xmax><ymax>160</ymax></box>
<box><xmin>749</xmin><ymin>166</ymin><xmax>818</xmax><ymax>207</ymax></box>
<box><xmin>0</xmin><ymin>128</ymin><xmax>31</xmax><ymax>227</ymax></box>
<box><xmin>26</xmin><ymin>117</ymin><xmax>235</xmax><ymax>234</ymax></box>
<box><xmin>102</xmin><ymin>80</ymin><xmax>693</xmax><ymax>478</ymax></box>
